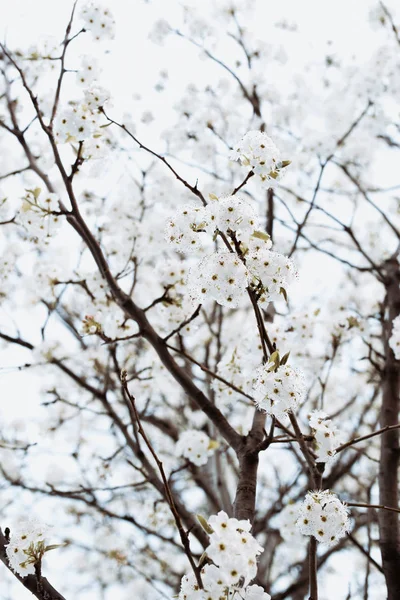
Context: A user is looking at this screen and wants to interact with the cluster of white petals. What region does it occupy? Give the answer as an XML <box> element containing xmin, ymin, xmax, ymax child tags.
<box><xmin>176</xmin><ymin>430</ymin><xmax>216</xmax><ymax>466</ymax></box>
<box><xmin>179</xmin><ymin>511</ymin><xmax>270</xmax><ymax>600</ymax></box>
<box><xmin>389</xmin><ymin>315</ymin><xmax>400</xmax><ymax>359</ymax></box>
<box><xmin>253</xmin><ymin>363</ymin><xmax>306</xmax><ymax>419</ymax></box>
<box><xmin>54</xmin><ymin>46</ymin><xmax>110</xmax><ymax>146</ymax></box>
<box><xmin>245</xmin><ymin>238</ymin><xmax>297</xmax><ymax>305</ymax></box>
<box><xmin>296</xmin><ymin>490</ymin><xmax>351</xmax><ymax>545</ymax></box>
<box><xmin>18</xmin><ymin>189</ymin><xmax>61</xmax><ymax>241</ymax></box>
<box><xmin>54</xmin><ymin>82</ymin><xmax>110</xmax><ymax>144</ymax></box>
<box><xmin>165</xmin><ymin>195</ymin><xmax>259</xmax><ymax>254</ymax></box>
<box><xmin>165</xmin><ymin>204</ymin><xmax>209</xmax><ymax>253</ymax></box>
<box><xmin>229</xmin><ymin>131</ymin><xmax>290</xmax><ymax>187</ymax></box>
<box><xmin>76</xmin><ymin>55</ymin><xmax>101</xmax><ymax>88</ymax></box>
<box><xmin>165</xmin><ymin>192</ymin><xmax>296</xmax><ymax>308</ymax></box>
<box><xmin>6</xmin><ymin>519</ymin><xmax>51</xmax><ymax>577</ymax></box>
<box><xmin>309</xmin><ymin>410</ymin><xmax>344</xmax><ymax>463</ymax></box>
<box><xmin>84</xmin><ymin>84</ymin><xmax>110</xmax><ymax>110</ymax></box>
<box><xmin>189</xmin><ymin>251</ymin><xmax>249</xmax><ymax>308</ymax></box>
<box><xmin>204</xmin><ymin>195</ymin><xmax>259</xmax><ymax>243</ymax></box>
<box><xmin>79</xmin><ymin>1</ymin><xmax>116</xmax><ymax>41</ymax></box>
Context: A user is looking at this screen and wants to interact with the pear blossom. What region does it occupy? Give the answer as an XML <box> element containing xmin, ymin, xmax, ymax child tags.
<box><xmin>176</xmin><ymin>430</ymin><xmax>215</xmax><ymax>466</ymax></box>
<box><xmin>253</xmin><ymin>363</ymin><xmax>306</xmax><ymax>419</ymax></box>
<box><xmin>79</xmin><ymin>2</ymin><xmax>116</xmax><ymax>41</ymax></box>
<box><xmin>296</xmin><ymin>490</ymin><xmax>351</xmax><ymax>545</ymax></box>
<box><xmin>165</xmin><ymin>204</ymin><xmax>208</xmax><ymax>253</ymax></box>
<box><xmin>188</xmin><ymin>251</ymin><xmax>249</xmax><ymax>308</ymax></box>
<box><xmin>178</xmin><ymin>511</ymin><xmax>270</xmax><ymax>600</ymax></box>
<box><xmin>76</xmin><ymin>55</ymin><xmax>101</xmax><ymax>88</ymax></box>
<box><xmin>308</xmin><ymin>410</ymin><xmax>344</xmax><ymax>463</ymax></box>
<box><xmin>230</xmin><ymin>130</ymin><xmax>290</xmax><ymax>187</ymax></box>
<box><xmin>6</xmin><ymin>518</ymin><xmax>52</xmax><ymax>577</ymax></box>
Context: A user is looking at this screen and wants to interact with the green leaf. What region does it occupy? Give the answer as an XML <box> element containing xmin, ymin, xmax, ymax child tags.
<box><xmin>196</xmin><ymin>514</ymin><xmax>214</xmax><ymax>534</ymax></box>
<box><xmin>268</xmin><ymin>351</ymin><xmax>280</xmax><ymax>372</ymax></box>
<box><xmin>280</xmin><ymin>351</ymin><xmax>290</xmax><ymax>365</ymax></box>
<box><xmin>280</xmin><ymin>287</ymin><xmax>288</xmax><ymax>302</ymax></box>
<box><xmin>251</xmin><ymin>230</ymin><xmax>271</xmax><ymax>242</ymax></box>
<box><xmin>198</xmin><ymin>551</ymin><xmax>208</xmax><ymax>568</ymax></box>
<box><xmin>44</xmin><ymin>544</ymin><xmax>64</xmax><ymax>552</ymax></box>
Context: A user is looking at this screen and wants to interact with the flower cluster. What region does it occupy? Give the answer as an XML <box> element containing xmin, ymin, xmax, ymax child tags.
<box><xmin>189</xmin><ymin>251</ymin><xmax>249</xmax><ymax>308</ymax></box>
<box><xmin>245</xmin><ymin>238</ymin><xmax>297</xmax><ymax>305</ymax></box>
<box><xmin>229</xmin><ymin>131</ymin><xmax>290</xmax><ymax>188</ymax></box>
<box><xmin>253</xmin><ymin>360</ymin><xmax>306</xmax><ymax>419</ymax></box>
<box><xmin>389</xmin><ymin>314</ymin><xmax>400</xmax><ymax>359</ymax></box>
<box><xmin>6</xmin><ymin>519</ymin><xmax>52</xmax><ymax>577</ymax></box>
<box><xmin>165</xmin><ymin>194</ymin><xmax>296</xmax><ymax>308</ymax></box>
<box><xmin>309</xmin><ymin>410</ymin><xmax>344</xmax><ymax>463</ymax></box>
<box><xmin>54</xmin><ymin>19</ymin><xmax>111</xmax><ymax>147</ymax></box>
<box><xmin>296</xmin><ymin>490</ymin><xmax>350</xmax><ymax>545</ymax></box>
<box><xmin>165</xmin><ymin>203</ymin><xmax>209</xmax><ymax>254</ymax></box>
<box><xmin>165</xmin><ymin>195</ymin><xmax>260</xmax><ymax>254</ymax></box>
<box><xmin>76</xmin><ymin>55</ymin><xmax>101</xmax><ymax>88</ymax></box>
<box><xmin>54</xmin><ymin>82</ymin><xmax>110</xmax><ymax>144</ymax></box>
<box><xmin>18</xmin><ymin>188</ymin><xmax>61</xmax><ymax>241</ymax></box>
<box><xmin>204</xmin><ymin>195</ymin><xmax>259</xmax><ymax>243</ymax></box>
<box><xmin>79</xmin><ymin>1</ymin><xmax>116</xmax><ymax>41</ymax></box>
<box><xmin>179</xmin><ymin>511</ymin><xmax>270</xmax><ymax>600</ymax></box>
<box><xmin>176</xmin><ymin>430</ymin><xmax>217</xmax><ymax>466</ymax></box>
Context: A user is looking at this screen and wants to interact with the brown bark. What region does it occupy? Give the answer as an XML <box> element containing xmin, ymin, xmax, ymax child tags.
<box><xmin>233</xmin><ymin>411</ymin><xmax>265</xmax><ymax>523</ymax></box>
<box><xmin>379</xmin><ymin>257</ymin><xmax>400</xmax><ymax>599</ymax></box>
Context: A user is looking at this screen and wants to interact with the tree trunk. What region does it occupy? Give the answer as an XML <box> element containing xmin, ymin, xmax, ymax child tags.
<box><xmin>379</xmin><ymin>257</ymin><xmax>400</xmax><ymax>599</ymax></box>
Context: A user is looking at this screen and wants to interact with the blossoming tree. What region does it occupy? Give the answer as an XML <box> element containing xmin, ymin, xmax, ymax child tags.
<box><xmin>0</xmin><ymin>1</ymin><xmax>400</xmax><ymax>599</ymax></box>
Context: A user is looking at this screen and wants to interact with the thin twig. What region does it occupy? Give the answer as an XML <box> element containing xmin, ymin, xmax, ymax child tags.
<box><xmin>336</xmin><ymin>423</ymin><xmax>400</xmax><ymax>453</ymax></box>
<box><xmin>120</xmin><ymin>371</ymin><xmax>203</xmax><ymax>589</ymax></box>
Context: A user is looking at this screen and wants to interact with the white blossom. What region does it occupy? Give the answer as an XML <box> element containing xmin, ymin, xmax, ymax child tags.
<box><xmin>54</xmin><ymin>104</ymin><xmax>100</xmax><ymax>143</ymax></box>
<box><xmin>79</xmin><ymin>2</ymin><xmax>116</xmax><ymax>41</ymax></box>
<box><xmin>253</xmin><ymin>363</ymin><xmax>306</xmax><ymax>419</ymax></box>
<box><xmin>6</xmin><ymin>518</ymin><xmax>52</xmax><ymax>578</ymax></box>
<box><xmin>230</xmin><ymin>130</ymin><xmax>290</xmax><ymax>187</ymax></box>
<box><xmin>246</xmin><ymin>243</ymin><xmax>297</xmax><ymax>306</ymax></box>
<box><xmin>76</xmin><ymin>55</ymin><xmax>101</xmax><ymax>88</ymax></box>
<box><xmin>308</xmin><ymin>410</ymin><xmax>344</xmax><ymax>463</ymax></box>
<box><xmin>84</xmin><ymin>84</ymin><xmax>110</xmax><ymax>110</ymax></box>
<box><xmin>18</xmin><ymin>189</ymin><xmax>62</xmax><ymax>241</ymax></box>
<box><xmin>296</xmin><ymin>490</ymin><xmax>351</xmax><ymax>545</ymax></box>
<box><xmin>178</xmin><ymin>511</ymin><xmax>269</xmax><ymax>600</ymax></box>
<box><xmin>204</xmin><ymin>195</ymin><xmax>259</xmax><ymax>242</ymax></box>
<box><xmin>176</xmin><ymin>430</ymin><xmax>215</xmax><ymax>466</ymax></box>
<box><xmin>188</xmin><ymin>251</ymin><xmax>249</xmax><ymax>308</ymax></box>
<box><xmin>165</xmin><ymin>204</ymin><xmax>208</xmax><ymax>253</ymax></box>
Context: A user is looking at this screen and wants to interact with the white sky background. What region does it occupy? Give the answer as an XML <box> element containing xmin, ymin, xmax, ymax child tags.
<box><xmin>0</xmin><ymin>0</ymin><xmax>398</xmax><ymax>598</ymax></box>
